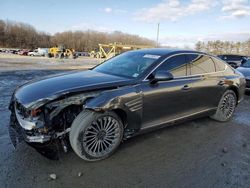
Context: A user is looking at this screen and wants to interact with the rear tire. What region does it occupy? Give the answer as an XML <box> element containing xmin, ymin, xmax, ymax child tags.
<box><xmin>69</xmin><ymin>110</ymin><xmax>123</xmax><ymax>161</ymax></box>
<box><xmin>210</xmin><ymin>90</ymin><xmax>237</xmax><ymax>122</ymax></box>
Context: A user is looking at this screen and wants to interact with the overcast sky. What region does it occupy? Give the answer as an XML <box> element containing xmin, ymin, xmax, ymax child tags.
<box><xmin>0</xmin><ymin>0</ymin><xmax>250</xmax><ymax>48</ymax></box>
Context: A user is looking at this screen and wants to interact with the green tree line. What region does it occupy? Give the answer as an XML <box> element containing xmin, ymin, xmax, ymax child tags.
<box><xmin>195</xmin><ymin>40</ymin><xmax>250</xmax><ymax>55</ymax></box>
<box><xmin>0</xmin><ymin>20</ymin><xmax>155</xmax><ymax>51</ymax></box>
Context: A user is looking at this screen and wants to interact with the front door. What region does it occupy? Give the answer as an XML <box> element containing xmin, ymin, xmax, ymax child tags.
<box><xmin>141</xmin><ymin>54</ymin><xmax>195</xmax><ymax>129</ymax></box>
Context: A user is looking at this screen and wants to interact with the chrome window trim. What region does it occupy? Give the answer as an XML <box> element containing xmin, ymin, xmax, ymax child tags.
<box><xmin>143</xmin><ymin>52</ymin><xmax>227</xmax><ymax>81</ymax></box>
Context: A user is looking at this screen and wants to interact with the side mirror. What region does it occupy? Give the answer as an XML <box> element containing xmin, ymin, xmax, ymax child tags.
<box><xmin>150</xmin><ymin>70</ymin><xmax>174</xmax><ymax>84</ymax></box>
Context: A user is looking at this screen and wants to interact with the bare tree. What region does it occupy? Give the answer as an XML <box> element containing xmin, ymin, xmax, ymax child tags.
<box><xmin>195</xmin><ymin>40</ymin><xmax>250</xmax><ymax>55</ymax></box>
<box><xmin>0</xmin><ymin>19</ymin><xmax>156</xmax><ymax>51</ymax></box>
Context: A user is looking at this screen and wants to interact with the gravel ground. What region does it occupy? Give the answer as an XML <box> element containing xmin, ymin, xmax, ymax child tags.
<box><xmin>0</xmin><ymin>54</ymin><xmax>250</xmax><ymax>188</ymax></box>
<box><xmin>0</xmin><ymin>53</ymin><xmax>102</xmax><ymax>71</ymax></box>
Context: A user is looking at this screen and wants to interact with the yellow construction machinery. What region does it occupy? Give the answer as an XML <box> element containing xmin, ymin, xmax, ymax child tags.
<box><xmin>48</xmin><ymin>46</ymin><xmax>76</xmax><ymax>59</ymax></box>
<box><xmin>89</xmin><ymin>42</ymin><xmax>152</xmax><ymax>59</ymax></box>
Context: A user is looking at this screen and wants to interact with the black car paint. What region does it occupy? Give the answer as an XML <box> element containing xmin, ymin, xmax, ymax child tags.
<box><xmin>14</xmin><ymin>70</ymin><xmax>134</xmax><ymax>109</ymax></box>
<box><xmin>9</xmin><ymin>49</ymin><xmax>246</xmax><ymax>159</ymax></box>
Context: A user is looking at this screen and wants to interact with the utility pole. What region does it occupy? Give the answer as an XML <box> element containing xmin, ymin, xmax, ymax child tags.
<box><xmin>156</xmin><ymin>23</ymin><xmax>160</xmax><ymax>47</ymax></box>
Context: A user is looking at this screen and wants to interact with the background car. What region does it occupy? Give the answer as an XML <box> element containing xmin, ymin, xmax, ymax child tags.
<box><xmin>12</xmin><ymin>49</ymin><xmax>20</xmax><ymax>54</ymax></box>
<box><xmin>28</xmin><ymin>48</ymin><xmax>48</xmax><ymax>56</ymax></box>
<box><xmin>75</xmin><ymin>51</ymin><xmax>89</xmax><ymax>57</ymax></box>
<box><xmin>18</xmin><ymin>49</ymin><xmax>30</xmax><ymax>56</ymax></box>
<box><xmin>237</xmin><ymin>58</ymin><xmax>250</xmax><ymax>91</ymax></box>
<box><xmin>9</xmin><ymin>49</ymin><xmax>246</xmax><ymax>161</ymax></box>
<box><xmin>217</xmin><ymin>54</ymin><xmax>248</xmax><ymax>68</ymax></box>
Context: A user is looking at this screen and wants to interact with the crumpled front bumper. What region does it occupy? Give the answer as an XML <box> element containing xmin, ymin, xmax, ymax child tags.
<box><xmin>9</xmin><ymin>111</ymin><xmax>51</xmax><ymax>147</ymax></box>
<box><xmin>8</xmin><ymin>112</ymin><xmax>60</xmax><ymax>160</ymax></box>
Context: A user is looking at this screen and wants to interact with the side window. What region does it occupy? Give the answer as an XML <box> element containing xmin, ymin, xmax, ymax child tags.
<box><xmin>211</xmin><ymin>57</ymin><xmax>226</xmax><ymax>71</ymax></box>
<box><xmin>156</xmin><ymin>55</ymin><xmax>187</xmax><ymax>77</ymax></box>
<box><xmin>187</xmin><ymin>54</ymin><xmax>215</xmax><ymax>75</ymax></box>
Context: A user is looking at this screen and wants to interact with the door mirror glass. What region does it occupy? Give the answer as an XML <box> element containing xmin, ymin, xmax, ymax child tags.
<box><xmin>150</xmin><ymin>70</ymin><xmax>173</xmax><ymax>84</ymax></box>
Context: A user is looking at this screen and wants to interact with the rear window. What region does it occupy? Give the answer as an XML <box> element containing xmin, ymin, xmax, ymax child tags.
<box><xmin>212</xmin><ymin>57</ymin><xmax>226</xmax><ymax>71</ymax></box>
<box><xmin>187</xmin><ymin>54</ymin><xmax>215</xmax><ymax>75</ymax></box>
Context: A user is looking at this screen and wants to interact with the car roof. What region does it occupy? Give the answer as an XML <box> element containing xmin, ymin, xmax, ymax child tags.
<box><xmin>134</xmin><ymin>48</ymin><xmax>206</xmax><ymax>56</ymax></box>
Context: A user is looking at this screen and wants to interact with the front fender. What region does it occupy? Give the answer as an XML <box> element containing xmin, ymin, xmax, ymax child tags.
<box><xmin>85</xmin><ymin>85</ymin><xmax>143</xmax><ymax>130</ymax></box>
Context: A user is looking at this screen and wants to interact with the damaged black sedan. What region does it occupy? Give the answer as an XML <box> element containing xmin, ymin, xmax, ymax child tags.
<box><xmin>9</xmin><ymin>49</ymin><xmax>246</xmax><ymax>161</ymax></box>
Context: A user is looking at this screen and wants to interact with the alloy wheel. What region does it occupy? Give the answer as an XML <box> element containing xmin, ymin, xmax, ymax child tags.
<box><xmin>82</xmin><ymin>116</ymin><xmax>121</xmax><ymax>158</ymax></box>
<box><xmin>219</xmin><ymin>93</ymin><xmax>236</xmax><ymax>119</ymax></box>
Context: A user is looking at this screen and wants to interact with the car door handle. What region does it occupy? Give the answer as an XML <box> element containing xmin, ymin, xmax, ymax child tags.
<box><xmin>182</xmin><ymin>85</ymin><xmax>191</xmax><ymax>90</ymax></box>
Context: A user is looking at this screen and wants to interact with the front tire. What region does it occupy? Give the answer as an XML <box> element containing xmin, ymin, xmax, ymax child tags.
<box><xmin>69</xmin><ymin>110</ymin><xmax>123</xmax><ymax>161</ymax></box>
<box><xmin>210</xmin><ymin>90</ymin><xmax>237</xmax><ymax>122</ymax></box>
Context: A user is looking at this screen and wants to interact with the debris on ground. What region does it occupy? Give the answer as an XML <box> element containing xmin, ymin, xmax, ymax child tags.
<box><xmin>78</xmin><ymin>172</ymin><xmax>82</xmax><ymax>177</ymax></box>
<box><xmin>222</xmin><ymin>147</ymin><xmax>228</xmax><ymax>153</ymax></box>
<box><xmin>221</xmin><ymin>162</ymin><xmax>226</xmax><ymax>167</ymax></box>
<box><xmin>49</xmin><ymin>173</ymin><xmax>57</xmax><ymax>180</ymax></box>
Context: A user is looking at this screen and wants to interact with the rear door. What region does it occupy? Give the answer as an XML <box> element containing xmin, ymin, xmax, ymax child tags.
<box><xmin>186</xmin><ymin>54</ymin><xmax>225</xmax><ymax>111</ymax></box>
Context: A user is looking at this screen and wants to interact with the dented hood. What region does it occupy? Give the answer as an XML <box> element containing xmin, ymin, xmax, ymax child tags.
<box><xmin>14</xmin><ymin>70</ymin><xmax>133</xmax><ymax>108</ymax></box>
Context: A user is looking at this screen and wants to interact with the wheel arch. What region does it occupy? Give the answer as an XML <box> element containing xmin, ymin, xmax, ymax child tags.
<box><xmin>84</xmin><ymin>86</ymin><xmax>143</xmax><ymax>131</ymax></box>
<box><xmin>112</xmin><ymin>109</ymin><xmax>128</xmax><ymax>128</ymax></box>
